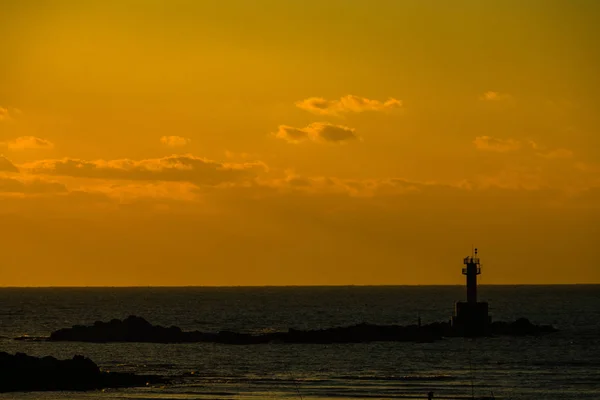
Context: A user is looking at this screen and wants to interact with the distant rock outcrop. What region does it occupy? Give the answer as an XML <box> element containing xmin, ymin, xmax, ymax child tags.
<box><xmin>490</xmin><ymin>318</ymin><xmax>557</xmax><ymax>336</ymax></box>
<box><xmin>49</xmin><ymin>316</ymin><xmax>189</xmax><ymax>343</ymax></box>
<box><xmin>45</xmin><ymin>315</ymin><xmax>442</xmax><ymax>344</ymax></box>
<box><xmin>0</xmin><ymin>352</ymin><xmax>165</xmax><ymax>393</ymax></box>
<box><xmin>12</xmin><ymin>315</ymin><xmax>557</xmax><ymax>345</ymax></box>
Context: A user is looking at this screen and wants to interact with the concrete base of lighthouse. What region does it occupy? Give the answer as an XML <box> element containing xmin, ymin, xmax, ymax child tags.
<box><xmin>451</xmin><ymin>301</ymin><xmax>491</xmax><ymax>337</ymax></box>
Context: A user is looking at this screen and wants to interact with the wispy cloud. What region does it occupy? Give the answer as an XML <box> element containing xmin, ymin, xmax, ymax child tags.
<box><xmin>473</xmin><ymin>136</ymin><xmax>521</xmax><ymax>152</ymax></box>
<box><xmin>0</xmin><ymin>176</ymin><xmax>67</xmax><ymax>194</ymax></box>
<box><xmin>224</xmin><ymin>150</ymin><xmax>261</xmax><ymax>160</ymax></box>
<box><xmin>21</xmin><ymin>154</ymin><xmax>267</xmax><ymax>186</ymax></box>
<box><xmin>296</xmin><ymin>95</ymin><xmax>402</xmax><ymax>117</ymax></box>
<box><xmin>528</xmin><ymin>141</ymin><xmax>574</xmax><ymax>159</ymax></box>
<box><xmin>536</xmin><ymin>148</ymin><xmax>574</xmax><ymax>159</ymax></box>
<box><xmin>1</xmin><ymin>136</ymin><xmax>54</xmax><ymax>150</ymax></box>
<box><xmin>474</xmin><ymin>137</ymin><xmax>575</xmax><ymax>161</ymax></box>
<box><xmin>160</xmin><ymin>136</ymin><xmax>191</xmax><ymax>147</ymax></box>
<box><xmin>0</xmin><ymin>107</ymin><xmax>9</xmax><ymax>121</ymax></box>
<box><xmin>274</xmin><ymin>123</ymin><xmax>359</xmax><ymax>144</ymax></box>
<box><xmin>254</xmin><ymin>173</ymin><xmax>428</xmax><ymax>197</ymax></box>
<box><xmin>0</xmin><ymin>107</ymin><xmax>22</xmax><ymax>122</ymax></box>
<box><xmin>478</xmin><ymin>91</ymin><xmax>512</xmax><ymax>101</ymax></box>
<box><xmin>0</xmin><ymin>155</ymin><xmax>19</xmax><ymax>173</ymax></box>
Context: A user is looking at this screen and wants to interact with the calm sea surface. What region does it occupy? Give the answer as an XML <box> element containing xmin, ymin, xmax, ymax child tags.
<box><xmin>0</xmin><ymin>286</ymin><xmax>599</xmax><ymax>400</ymax></box>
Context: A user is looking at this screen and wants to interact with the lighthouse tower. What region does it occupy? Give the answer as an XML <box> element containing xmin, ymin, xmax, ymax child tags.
<box><xmin>464</xmin><ymin>248</ymin><xmax>481</xmax><ymax>303</ymax></box>
<box><xmin>451</xmin><ymin>248</ymin><xmax>491</xmax><ymax>336</ymax></box>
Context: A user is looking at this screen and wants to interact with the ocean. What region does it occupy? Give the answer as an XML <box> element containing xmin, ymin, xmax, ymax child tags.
<box><xmin>0</xmin><ymin>286</ymin><xmax>599</xmax><ymax>400</ymax></box>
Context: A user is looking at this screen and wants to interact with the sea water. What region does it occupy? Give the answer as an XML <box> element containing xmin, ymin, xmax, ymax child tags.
<box><xmin>0</xmin><ymin>286</ymin><xmax>599</xmax><ymax>400</ymax></box>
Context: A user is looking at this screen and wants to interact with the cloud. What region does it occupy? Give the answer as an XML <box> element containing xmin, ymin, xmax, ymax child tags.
<box><xmin>0</xmin><ymin>107</ymin><xmax>9</xmax><ymax>121</ymax></box>
<box><xmin>473</xmin><ymin>136</ymin><xmax>521</xmax><ymax>152</ymax></box>
<box><xmin>224</xmin><ymin>150</ymin><xmax>262</xmax><ymax>161</ymax></box>
<box><xmin>474</xmin><ymin>137</ymin><xmax>575</xmax><ymax>164</ymax></box>
<box><xmin>21</xmin><ymin>154</ymin><xmax>267</xmax><ymax>186</ymax></box>
<box><xmin>536</xmin><ymin>148</ymin><xmax>574</xmax><ymax>159</ymax></box>
<box><xmin>2</xmin><ymin>136</ymin><xmax>54</xmax><ymax>150</ymax></box>
<box><xmin>252</xmin><ymin>174</ymin><xmax>428</xmax><ymax>198</ymax></box>
<box><xmin>160</xmin><ymin>136</ymin><xmax>191</xmax><ymax>147</ymax></box>
<box><xmin>274</xmin><ymin>122</ymin><xmax>358</xmax><ymax>144</ymax></box>
<box><xmin>0</xmin><ymin>107</ymin><xmax>23</xmax><ymax>123</ymax></box>
<box><xmin>231</xmin><ymin>170</ymin><xmax>593</xmax><ymax>202</ymax></box>
<box><xmin>296</xmin><ymin>95</ymin><xmax>402</xmax><ymax>116</ymax></box>
<box><xmin>0</xmin><ymin>176</ymin><xmax>67</xmax><ymax>194</ymax></box>
<box><xmin>575</xmin><ymin>162</ymin><xmax>600</xmax><ymax>173</ymax></box>
<box><xmin>0</xmin><ymin>155</ymin><xmax>19</xmax><ymax>172</ymax></box>
<box><xmin>479</xmin><ymin>91</ymin><xmax>512</xmax><ymax>101</ymax></box>
<box><xmin>527</xmin><ymin>141</ymin><xmax>574</xmax><ymax>159</ymax></box>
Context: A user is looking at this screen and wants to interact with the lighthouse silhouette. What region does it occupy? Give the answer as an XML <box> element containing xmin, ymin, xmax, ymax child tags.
<box><xmin>451</xmin><ymin>247</ymin><xmax>491</xmax><ymax>336</ymax></box>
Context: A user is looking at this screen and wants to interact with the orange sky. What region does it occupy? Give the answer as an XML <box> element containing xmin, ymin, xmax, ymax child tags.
<box><xmin>0</xmin><ymin>0</ymin><xmax>599</xmax><ymax>286</ymax></box>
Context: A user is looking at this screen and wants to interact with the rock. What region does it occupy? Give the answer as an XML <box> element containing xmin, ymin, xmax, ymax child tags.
<box><xmin>0</xmin><ymin>352</ymin><xmax>165</xmax><ymax>393</ymax></box>
<box><xmin>46</xmin><ymin>316</ymin><xmax>446</xmax><ymax>344</ymax></box>
<box><xmin>490</xmin><ymin>318</ymin><xmax>558</xmax><ymax>336</ymax></box>
<box><xmin>16</xmin><ymin>315</ymin><xmax>556</xmax><ymax>345</ymax></box>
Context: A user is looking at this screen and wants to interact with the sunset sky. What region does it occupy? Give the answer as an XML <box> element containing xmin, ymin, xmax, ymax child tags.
<box><xmin>1</xmin><ymin>0</ymin><xmax>598</xmax><ymax>286</ymax></box>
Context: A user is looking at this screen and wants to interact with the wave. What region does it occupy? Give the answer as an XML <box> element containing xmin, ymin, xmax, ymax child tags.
<box><xmin>296</xmin><ymin>392</ymin><xmax>496</xmax><ymax>399</ymax></box>
<box><xmin>497</xmin><ymin>360</ymin><xmax>600</xmax><ymax>368</ymax></box>
<box><xmin>180</xmin><ymin>374</ymin><xmax>457</xmax><ymax>384</ymax></box>
<box><xmin>332</xmin><ymin>375</ymin><xmax>457</xmax><ymax>382</ymax></box>
<box><xmin>531</xmin><ymin>360</ymin><xmax>600</xmax><ymax>367</ymax></box>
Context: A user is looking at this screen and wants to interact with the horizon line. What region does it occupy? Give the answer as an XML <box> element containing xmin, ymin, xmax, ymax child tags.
<box><xmin>0</xmin><ymin>283</ymin><xmax>599</xmax><ymax>289</ymax></box>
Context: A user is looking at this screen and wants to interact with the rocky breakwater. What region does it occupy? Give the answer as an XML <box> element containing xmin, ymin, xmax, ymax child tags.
<box><xmin>30</xmin><ymin>315</ymin><xmax>558</xmax><ymax>345</ymax></box>
<box><xmin>0</xmin><ymin>352</ymin><xmax>165</xmax><ymax>393</ymax></box>
<box><xmin>46</xmin><ymin>315</ymin><xmax>443</xmax><ymax>344</ymax></box>
<box><xmin>489</xmin><ymin>318</ymin><xmax>557</xmax><ymax>336</ymax></box>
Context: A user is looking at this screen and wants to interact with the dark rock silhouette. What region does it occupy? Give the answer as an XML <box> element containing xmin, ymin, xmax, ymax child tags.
<box><xmin>0</xmin><ymin>352</ymin><xmax>166</xmax><ymax>393</ymax></box>
<box><xmin>45</xmin><ymin>316</ymin><xmax>442</xmax><ymax>344</ymax></box>
<box><xmin>490</xmin><ymin>317</ymin><xmax>557</xmax><ymax>336</ymax></box>
<box><xmin>12</xmin><ymin>315</ymin><xmax>557</xmax><ymax>345</ymax></box>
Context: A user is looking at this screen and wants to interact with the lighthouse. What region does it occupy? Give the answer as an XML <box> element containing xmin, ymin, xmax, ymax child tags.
<box><xmin>451</xmin><ymin>248</ymin><xmax>491</xmax><ymax>336</ymax></box>
<box><xmin>464</xmin><ymin>248</ymin><xmax>481</xmax><ymax>304</ymax></box>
